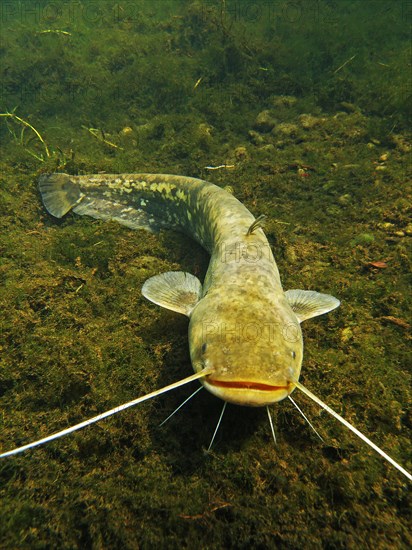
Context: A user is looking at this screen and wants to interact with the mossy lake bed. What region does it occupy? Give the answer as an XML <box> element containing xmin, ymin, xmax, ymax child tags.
<box><xmin>0</xmin><ymin>1</ymin><xmax>411</xmax><ymax>548</ymax></box>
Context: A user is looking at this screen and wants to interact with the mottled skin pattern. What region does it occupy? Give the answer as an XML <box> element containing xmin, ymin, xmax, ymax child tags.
<box><xmin>40</xmin><ymin>173</ymin><xmax>303</xmax><ymax>406</ymax></box>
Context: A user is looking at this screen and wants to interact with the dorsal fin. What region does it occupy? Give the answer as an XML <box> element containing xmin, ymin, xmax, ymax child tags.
<box><xmin>246</xmin><ymin>214</ymin><xmax>267</xmax><ymax>236</ymax></box>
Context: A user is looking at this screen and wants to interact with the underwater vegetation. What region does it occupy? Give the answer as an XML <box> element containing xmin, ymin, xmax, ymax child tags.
<box><xmin>0</xmin><ymin>1</ymin><xmax>411</xmax><ymax>548</ymax></box>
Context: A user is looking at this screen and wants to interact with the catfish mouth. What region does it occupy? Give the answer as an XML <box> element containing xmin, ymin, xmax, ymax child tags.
<box><xmin>207</xmin><ymin>379</ymin><xmax>289</xmax><ymax>392</ymax></box>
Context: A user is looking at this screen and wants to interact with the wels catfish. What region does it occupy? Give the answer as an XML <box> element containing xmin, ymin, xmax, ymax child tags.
<box><xmin>1</xmin><ymin>173</ymin><xmax>410</xmax><ymax>482</ymax></box>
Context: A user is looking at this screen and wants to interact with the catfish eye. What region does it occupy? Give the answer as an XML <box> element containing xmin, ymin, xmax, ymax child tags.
<box><xmin>201</xmin><ymin>343</ymin><xmax>207</xmax><ymax>354</ymax></box>
<box><xmin>291</xmin><ymin>351</ymin><xmax>296</xmax><ymax>359</ymax></box>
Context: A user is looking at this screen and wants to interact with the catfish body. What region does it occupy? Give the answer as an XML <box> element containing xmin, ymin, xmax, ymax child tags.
<box><xmin>39</xmin><ymin>173</ymin><xmax>339</xmax><ymax>406</ymax></box>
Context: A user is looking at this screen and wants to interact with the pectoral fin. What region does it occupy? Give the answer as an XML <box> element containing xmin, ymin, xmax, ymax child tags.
<box><xmin>285</xmin><ymin>289</ymin><xmax>340</xmax><ymax>323</ymax></box>
<box><xmin>142</xmin><ymin>271</ymin><xmax>202</xmax><ymax>317</ymax></box>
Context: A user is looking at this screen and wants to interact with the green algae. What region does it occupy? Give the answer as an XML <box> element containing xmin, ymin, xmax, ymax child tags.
<box><xmin>0</xmin><ymin>1</ymin><xmax>411</xmax><ymax>549</ymax></box>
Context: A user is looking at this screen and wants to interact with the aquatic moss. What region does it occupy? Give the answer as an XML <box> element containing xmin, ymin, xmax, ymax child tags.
<box><xmin>0</xmin><ymin>1</ymin><xmax>411</xmax><ymax>549</ymax></box>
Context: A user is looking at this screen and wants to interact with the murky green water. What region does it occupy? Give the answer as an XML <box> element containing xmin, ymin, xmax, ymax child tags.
<box><xmin>0</xmin><ymin>1</ymin><xmax>410</xmax><ymax>548</ymax></box>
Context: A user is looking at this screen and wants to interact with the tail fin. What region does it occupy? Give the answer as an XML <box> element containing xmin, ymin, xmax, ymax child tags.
<box><xmin>38</xmin><ymin>173</ymin><xmax>83</xmax><ymax>218</ymax></box>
